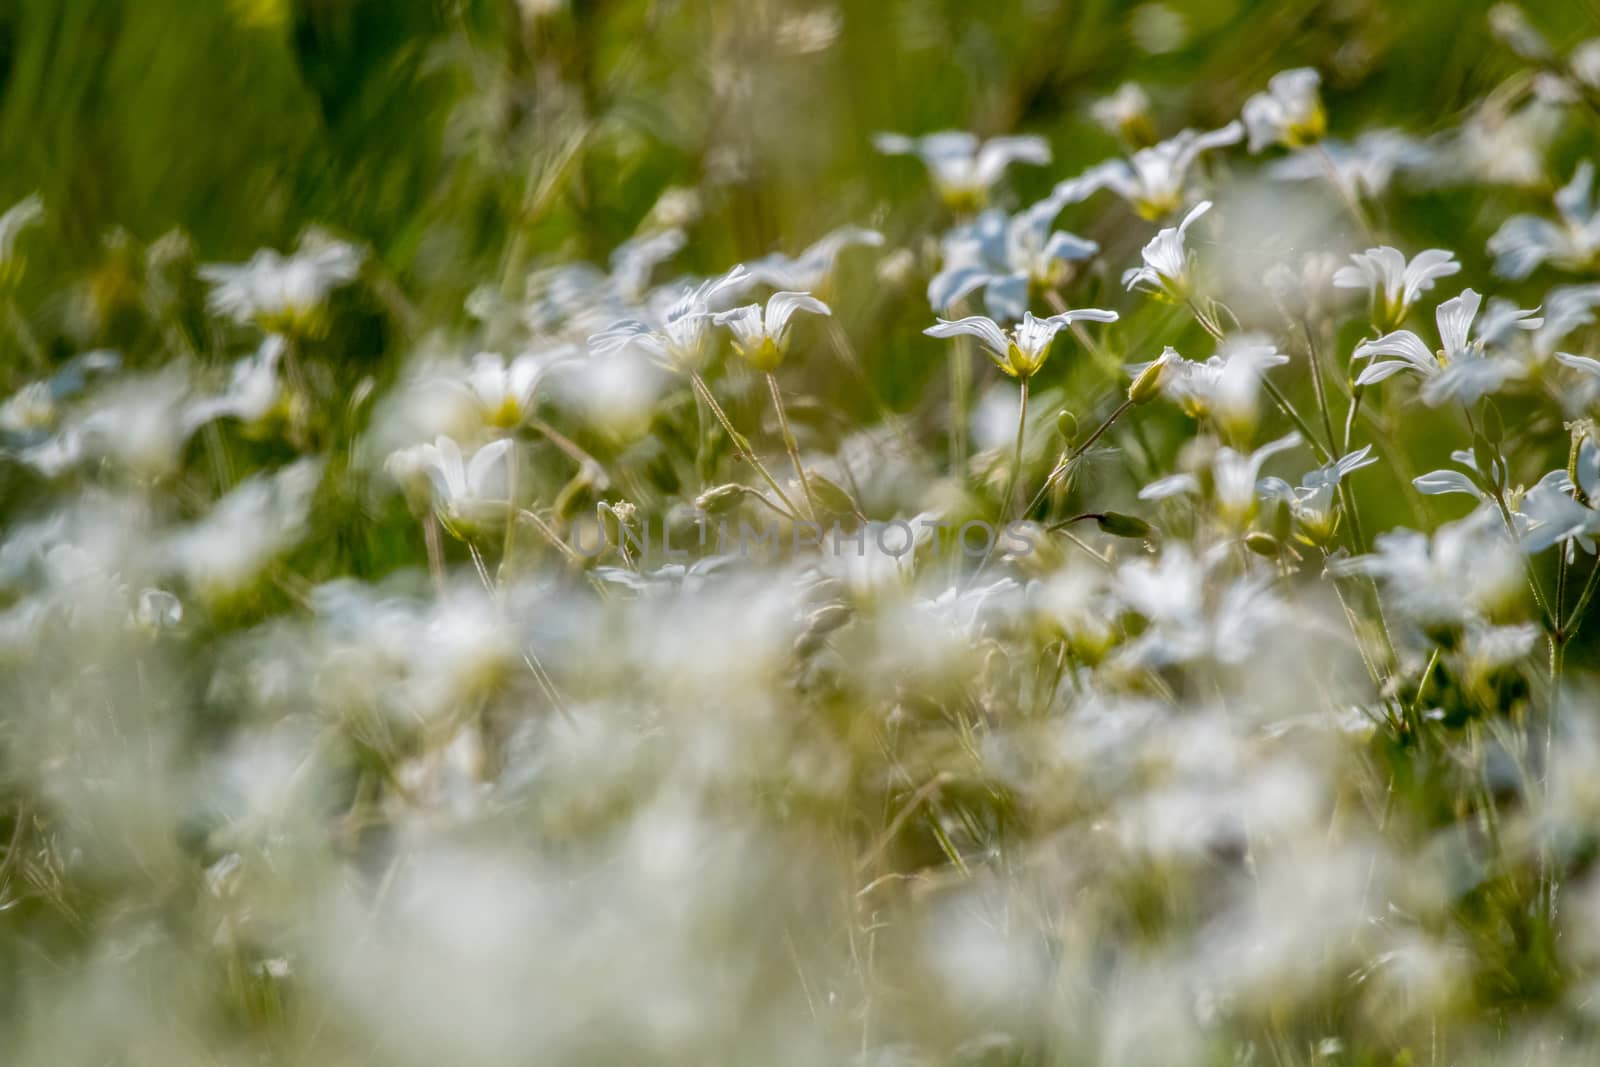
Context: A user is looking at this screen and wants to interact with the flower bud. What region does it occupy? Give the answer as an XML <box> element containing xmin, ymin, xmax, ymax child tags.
<box><xmin>1096</xmin><ymin>511</ymin><xmax>1154</xmax><ymax>539</ymax></box>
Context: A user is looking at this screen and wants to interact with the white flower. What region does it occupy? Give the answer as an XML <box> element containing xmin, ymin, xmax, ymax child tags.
<box><xmin>1332</xmin><ymin>507</ymin><xmax>1526</xmax><ymax>629</ymax></box>
<box><xmin>743</xmin><ymin>226</ymin><xmax>883</xmax><ymax>293</ymax></box>
<box><xmin>200</xmin><ymin>235</ymin><xmax>363</xmax><ymax>331</ymax></box>
<box><xmin>1054</xmin><ymin>124</ymin><xmax>1242</xmax><ymax>220</ymax></box>
<box><xmin>1135</xmin><ymin>334</ymin><xmax>1289</xmax><ymax>436</ymax></box>
<box><xmin>1123</xmin><ymin>200</ymin><xmax>1211</xmax><ymax>299</ymax></box>
<box><xmin>162</xmin><ymin>458</ymin><xmax>324</xmax><ymax>598</ymax></box>
<box><xmin>873</xmin><ymin>130</ymin><xmax>1051</xmax><ymax>208</ymax></box>
<box><xmin>1573</xmin><ymin>39</ymin><xmax>1600</xmax><ymax>90</ymax></box>
<box><xmin>1266</xmin><ymin>130</ymin><xmax>1431</xmax><ymax>201</ymax></box>
<box><xmin>1413</xmin><ymin>450</ymin><xmax>1491</xmax><ymax>502</ymax></box>
<box><xmin>1258</xmin><ymin>446</ymin><xmax>1378</xmax><ymax>543</ymax></box>
<box><xmin>924</xmin><ymin>307</ymin><xmax>1118</xmax><ymax>379</ymax></box>
<box><xmin>185</xmin><ymin>335</ymin><xmax>286</xmax><ymax>428</ymax></box>
<box><xmin>1352</xmin><ymin>288</ymin><xmax>1541</xmax><ymax>404</ymax></box>
<box><xmin>1332</xmin><ymin>246</ymin><xmax>1461</xmax><ymax>329</ymax></box>
<box><xmin>1141</xmin><ymin>433</ymin><xmax>1301</xmax><ymax>528</ymax></box>
<box><xmin>927</xmin><ymin>196</ymin><xmax>1098</xmax><ymax>319</ymax></box>
<box><xmin>1113</xmin><ymin>544</ymin><xmax>1289</xmax><ymax>667</ymax></box>
<box><xmin>1487</xmin><ymin>160</ymin><xmax>1600</xmax><ymax>279</ymax></box>
<box><xmin>1090</xmin><ymin>82</ymin><xmax>1155</xmax><ymax>145</ymax></box>
<box><xmin>388</xmin><ymin>436</ymin><xmax>514</xmax><ymax>530</ymax></box>
<box><xmin>458</xmin><ymin>349</ymin><xmax>572</xmax><ymax>430</ymax></box>
<box><xmin>711</xmin><ymin>290</ymin><xmax>831</xmax><ymax>371</ymax></box>
<box><xmin>607</xmin><ymin>228</ymin><xmax>686</xmax><ymax>303</ymax></box>
<box><xmin>588</xmin><ymin>265</ymin><xmax>752</xmax><ymax>373</ymax></box>
<box><xmin>1518</xmin><ymin>441</ymin><xmax>1600</xmax><ymax>554</ymax></box>
<box><xmin>1242</xmin><ymin>68</ymin><xmax>1326</xmax><ymax>152</ymax></box>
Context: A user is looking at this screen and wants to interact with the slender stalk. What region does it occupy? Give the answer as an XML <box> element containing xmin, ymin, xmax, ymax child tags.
<box><xmin>998</xmin><ymin>377</ymin><xmax>1029</xmax><ymax>521</ymax></box>
<box><xmin>767</xmin><ymin>371</ymin><xmax>819</xmax><ymax>522</ymax></box>
<box><xmin>515</xmin><ymin>508</ymin><xmax>584</xmax><ymax>566</ymax></box>
<box><xmin>499</xmin><ymin>442</ymin><xmax>518</xmax><ymax>581</ymax></box>
<box><xmin>1188</xmin><ymin>298</ymin><xmax>1329</xmax><ymax>461</ymax></box>
<box><xmin>689</xmin><ymin>371</ymin><xmax>801</xmax><ymax>519</ymax></box>
<box><xmin>949</xmin><ymin>335</ymin><xmax>971</xmax><ymax>476</ymax></box>
<box><xmin>1025</xmin><ymin>397</ymin><xmax>1135</xmax><ymax>517</ymax></box>
<box><xmin>422</xmin><ymin>514</ymin><xmax>447</xmax><ymax>597</ymax></box>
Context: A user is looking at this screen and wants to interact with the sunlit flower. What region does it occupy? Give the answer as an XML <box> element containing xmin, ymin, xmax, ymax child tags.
<box><xmin>1333</xmin><ymin>506</ymin><xmax>1526</xmax><ymax>630</ymax></box>
<box><xmin>588</xmin><ymin>265</ymin><xmax>752</xmax><ymax>373</ymax></box>
<box><xmin>873</xmin><ymin>130</ymin><xmax>1051</xmax><ymax>209</ymax></box>
<box><xmin>1352</xmin><ymin>288</ymin><xmax>1540</xmax><ymax>404</ymax></box>
<box><xmin>743</xmin><ymin>226</ymin><xmax>883</xmax><ymax>294</ymax></box>
<box><xmin>1258</xmin><ymin>445</ymin><xmax>1378</xmax><ymax>544</ymax></box>
<box><xmin>607</xmin><ymin>228</ymin><xmax>687</xmax><ymax>303</ymax></box>
<box><xmin>1133</xmin><ymin>335</ymin><xmax>1289</xmax><ymax>437</ymax></box>
<box><xmin>200</xmin><ymin>233</ymin><xmax>363</xmax><ymax>334</ymax></box>
<box><xmin>457</xmin><ymin>348</ymin><xmax>572</xmax><ymax>431</ymax></box>
<box><xmin>924</xmin><ymin>307</ymin><xmax>1117</xmax><ymax>379</ymax></box>
<box><xmin>1242</xmin><ymin>68</ymin><xmax>1326</xmax><ymax>152</ymax></box>
<box><xmin>1518</xmin><ymin>440</ymin><xmax>1600</xmax><ymax>554</ymax></box>
<box><xmin>927</xmin><ymin>196</ymin><xmax>1098</xmax><ymax>320</ymax></box>
<box><xmin>1090</xmin><ymin>82</ymin><xmax>1157</xmax><ymax>147</ymax></box>
<box><xmin>712</xmin><ymin>290</ymin><xmax>831</xmax><ymax>371</ymax></box>
<box><xmin>387</xmin><ymin>436</ymin><xmax>513</xmax><ymax>531</ymax></box>
<box><xmin>185</xmin><ymin>335</ymin><xmax>287</xmax><ymax>429</ymax></box>
<box><xmin>163</xmin><ymin>457</ymin><xmax>324</xmax><ymax>598</ymax></box>
<box><xmin>1487</xmin><ymin>160</ymin><xmax>1600</xmax><ymax>279</ymax></box>
<box><xmin>1332</xmin><ymin>246</ymin><xmax>1462</xmax><ymax>330</ymax></box>
<box><xmin>1140</xmin><ymin>432</ymin><xmax>1301</xmax><ymax>528</ymax></box>
<box><xmin>1266</xmin><ymin>130</ymin><xmax>1431</xmax><ymax>201</ymax></box>
<box><xmin>1123</xmin><ymin>200</ymin><xmax>1211</xmax><ymax>300</ymax></box>
<box><xmin>1055</xmin><ymin>124</ymin><xmax>1241</xmax><ymax>219</ymax></box>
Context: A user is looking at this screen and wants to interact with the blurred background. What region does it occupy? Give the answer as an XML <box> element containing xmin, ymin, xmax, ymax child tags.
<box><xmin>3</xmin><ymin>0</ymin><xmax>1593</xmax><ymax>318</ymax></box>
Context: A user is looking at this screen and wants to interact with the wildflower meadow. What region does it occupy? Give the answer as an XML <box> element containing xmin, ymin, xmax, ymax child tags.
<box><xmin>4</xmin><ymin>1</ymin><xmax>1600</xmax><ymax>1064</ymax></box>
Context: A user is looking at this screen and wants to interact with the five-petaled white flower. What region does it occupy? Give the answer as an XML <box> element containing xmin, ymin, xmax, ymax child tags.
<box><xmin>1266</xmin><ymin>130</ymin><xmax>1432</xmax><ymax>203</ymax></box>
<box><xmin>588</xmin><ymin>265</ymin><xmax>752</xmax><ymax>373</ymax></box>
<box><xmin>1258</xmin><ymin>446</ymin><xmax>1378</xmax><ymax>544</ymax></box>
<box><xmin>928</xmin><ymin>195</ymin><xmax>1099</xmax><ymax>320</ymax></box>
<box><xmin>1242</xmin><ymin>68</ymin><xmax>1326</xmax><ymax>152</ymax></box>
<box><xmin>925</xmin><ymin>308</ymin><xmax>1118</xmax><ymax>379</ymax></box>
<box><xmin>1090</xmin><ymin>82</ymin><xmax>1156</xmax><ymax>146</ymax></box>
<box><xmin>1140</xmin><ymin>433</ymin><xmax>1302</xmax><ymax>528</ymax></box>
<box><xmin>1123</xmin><ymin>200</ymin><xmax>1211</xmax><ymax>300</ymax></box>
<box><xmin>1517</xmin><ymin>439</ymin><xmax>1600</xmax><ymax>555</ymax></box>
<box><xmin>1487</xmin><ymin>160</ymin><xmax>1600</xmax><ymax>279</ymax></box>
<box><xmin>459</xmin><ymin>349</ymin><xmax>573</xmax><ymax>431</ymax></box>
<box><xmin>1332</xmin><ymin>246</ymin><xmax>1462</xmax><ymax>329</ymax></box>
<box><xmin>200</xmin><ymin>235</ymin><xmax>363</xmax><ymax>333</ymax></box>
<box><xmin>712</xmin><ymin>290</ymin><xmax>832</xmax><ymax>371</ymax></box>
<box><xmin>744</xmin><ymin>226</ymin><xmax>884</xmax><ymax>294</ymax></box>
<box><xmin>1133</xmin><ymin>335</ymin><xmax>1289</xmax><ymax>438</ymax></box>
<box><xmin>387</xmin><ymin>435</ymin><xmax>513</xmax><ymax>531</ymax></box>
<box><xmin>1352</xmin><ymin>288</ymin><xmax>1541</xmax><ymax>405</ymax></box>
<box><xmin>873</xmin><ymin>130</ymin><xmax>1051</xmax><ymax>209</ymax></box>
<box><xmin>1332</xmin><ymin>507</ymin><xmax>1525</xmax><ymax>630</ymax></box>
<box><xmin>1054</xmin><ymin>125</ymin><xmax>1242</xmax><ymax>220</ymax></box>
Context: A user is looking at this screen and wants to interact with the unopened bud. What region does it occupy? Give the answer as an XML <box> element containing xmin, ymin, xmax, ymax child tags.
<box><xmin>1096</xmin><ymin>511</ymin><xmax>1154</xmax><ymax>539</ymax></box>
<box><xmin>695</xmin><ymin>483</ymin><xmax>747</xmax><ymax>514</ymax></box>
<box><xmin>1245</xmin><ymin>531</ymin><xmax>1280</xmax><ymax>557</ymax></box>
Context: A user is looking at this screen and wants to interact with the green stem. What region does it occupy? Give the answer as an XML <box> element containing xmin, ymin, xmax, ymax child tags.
<box><xmin>690</xmin><ymin>372</ymin><xmax>801</xmax><ymax>520</ymax></box>
<box><xmin>1025</xmin><ymin>397</ymin><xmax>1135</xmax><ymax>517</ymax></box>
<box><xmin>999</xmin><ymin>377</ymin><xmax>1029</xmax><ymax>521</ymax></box>
<box><xmin>767</xmin><ymin>371</ymin><xmax>819</xmax><ymax>523</ymax></box>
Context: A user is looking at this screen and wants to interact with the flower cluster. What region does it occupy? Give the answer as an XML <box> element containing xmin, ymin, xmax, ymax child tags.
<box><xmin>6</xmin><ymin>4</ymin><xmax>1600</xmax><ymax>1065</ymax></box>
